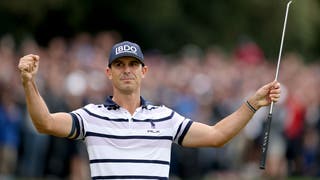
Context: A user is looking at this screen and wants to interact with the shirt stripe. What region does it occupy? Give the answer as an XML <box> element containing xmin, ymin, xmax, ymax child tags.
<box><xmin>86</xmin><ymin>131</ymin><xmax>173</xmax><ymax>140</ymax></box>
<box><xmin>67</xmin><ymin>113</ymin><xmax>77</xmax><ymax>138</ymax></box>
<box><xmin>132</xmin><ymin>111</ymin><xmax>175</xmax><ymax>122</ymax></box>
<box><xmin>83</xmin><ymin>108</ymin><xmax>128</xmax><ymax>122</ymax></box>
<box><xmin>173</xmin><ymin>120</ymin><xmax>183</xmax><ymax>141</ymax></box>
<box><xmin>90</xmin><ymin>159</ymin><xmax>170</xmax><ymax>165</ymax></box>
<box><xmin>92</xmin><ymin>175</ymin><xmax>168</xmax><ymax>180</ymax></box>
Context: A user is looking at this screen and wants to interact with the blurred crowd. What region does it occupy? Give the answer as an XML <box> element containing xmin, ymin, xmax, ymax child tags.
<box><xmin>0</xmin><ymin>31</ymin><xmax>320</xmax><ymax>180</ymax></box>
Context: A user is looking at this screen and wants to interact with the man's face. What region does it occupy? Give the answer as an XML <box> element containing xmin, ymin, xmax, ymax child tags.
<box><xmin>106</xmin><ymin>57</ymin><xmax>147</xmax><ymax>94</ymax></box>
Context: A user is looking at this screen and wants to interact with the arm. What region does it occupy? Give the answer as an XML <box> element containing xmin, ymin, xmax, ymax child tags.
<box><xmin>182</xmin><ymin>81</ymin><xmax>281</xmax><ymax>147</ymax></box>
<box><xmin>18</xmin><ymin>54</ymin><xmax>73</xmax><ymax>137</ymax></box>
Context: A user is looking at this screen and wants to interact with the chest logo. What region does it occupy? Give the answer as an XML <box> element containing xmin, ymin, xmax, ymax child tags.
<box><xmin>147</xmin><ymin>129</ymin><xmax>160</xmax><ymax>134</ymax></box>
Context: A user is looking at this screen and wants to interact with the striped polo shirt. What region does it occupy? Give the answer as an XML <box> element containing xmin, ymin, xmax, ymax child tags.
<box><xmin>69</xmin><ymin>96</ymin><xmax>193</xmax><ymax>180</ymax></box>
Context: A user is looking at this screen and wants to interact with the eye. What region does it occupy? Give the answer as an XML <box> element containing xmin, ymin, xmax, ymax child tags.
<box><xmin>129</xmin><ymin>61</ymin><xmax>140</xmax><ymax>67</ymax></box>
<box><xmin>113</xmin><ymin>61</ymin><xmax>124</xmax><ymax>68</ymax></box>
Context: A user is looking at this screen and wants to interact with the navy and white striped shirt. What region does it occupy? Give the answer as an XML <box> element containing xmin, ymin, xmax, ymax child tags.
<box><xmin>69</xmin><ymin>96</ymin><xmax>193</xmax><ymax>180</ymax></box>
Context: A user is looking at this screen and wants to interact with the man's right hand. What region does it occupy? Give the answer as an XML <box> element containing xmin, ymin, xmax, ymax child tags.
<box><xmin>18</xmin><ymin>54</ymin><xmax>40</xmax><ymax>82</ymax></box>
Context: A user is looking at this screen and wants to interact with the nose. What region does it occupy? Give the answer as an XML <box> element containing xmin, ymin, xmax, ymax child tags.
<box><xmin>123</xmin><ymin>64</ymin><xmax>131</xmax><ymax>72</ymax></box>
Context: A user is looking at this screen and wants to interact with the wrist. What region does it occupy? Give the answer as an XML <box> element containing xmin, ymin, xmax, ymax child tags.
<box><xmin>246</xmin><ymin>99</ymin><xmax>259</xmax><ymax>112</ymax></box>
<box><xmin>21</xmin><ymin>76</ymin><xmax>34</xmax><ymax>87</ymax></box>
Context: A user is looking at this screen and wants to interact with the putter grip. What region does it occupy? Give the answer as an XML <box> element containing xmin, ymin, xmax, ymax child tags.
<box><xmin>260</xmin><ymin>113</ymin><xmax>273</xmax><ymax>169</ymax></box>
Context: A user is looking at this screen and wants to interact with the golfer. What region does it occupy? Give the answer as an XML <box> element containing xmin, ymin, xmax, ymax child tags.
<box><xmin>18</xmin><ymin>41</ymin><xmax>281</xmax><ymax>179</ymax></box>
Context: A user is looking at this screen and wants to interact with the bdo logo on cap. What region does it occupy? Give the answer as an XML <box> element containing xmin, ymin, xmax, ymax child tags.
<box><xmin>115</xmin><ymin>44</ymin><xmax>138</xmax><ymax>55</ymax></box>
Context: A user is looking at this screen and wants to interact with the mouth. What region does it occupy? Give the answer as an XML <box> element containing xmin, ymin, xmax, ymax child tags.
<box><xmin>120</xmin><ymin>77</ymin><xmax>135</xmax><ymax>83</ymax></box>
<box><xmin>120</xmin><ymin>77</ymin><xmax>134</xmax><ymax>80</ymax></box>
<box><xmin>120</xmin><ymin>75</ymin><xmax>135</xmax><ymax>80</ymax></box>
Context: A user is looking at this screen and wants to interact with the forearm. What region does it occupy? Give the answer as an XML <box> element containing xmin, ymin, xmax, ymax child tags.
<box><xmin>23</xmin><ymin>79</ymin><xmax>53</xmax><ymax>133</ymax></box>
<box><xmin>213</xmin><ymin>102</ymin><xmax>255</xmax><ymax>146</ymax></box>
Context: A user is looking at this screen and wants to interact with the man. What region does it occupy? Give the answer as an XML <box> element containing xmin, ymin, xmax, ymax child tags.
<box><xmin>18</xmin><ymin>41</ymin><xmax>281</xmax><ymax>179</ymax></box>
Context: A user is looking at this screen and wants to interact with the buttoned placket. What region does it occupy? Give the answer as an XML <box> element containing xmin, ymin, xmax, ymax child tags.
<box><xmin>121</xmin><ymin>107</ymin><xmax>142</xmax><ymax>129</ymax></box>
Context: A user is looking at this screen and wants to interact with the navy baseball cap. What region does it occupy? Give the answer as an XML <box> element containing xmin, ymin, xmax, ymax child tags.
<box><xmin>108</xmin><ymin>41</ymin><xmax>144</xmax><ymax>67</ymax></box>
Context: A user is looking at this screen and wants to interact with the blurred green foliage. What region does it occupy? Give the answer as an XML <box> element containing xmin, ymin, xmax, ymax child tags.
<box><xmin>0</xmin><ymin>0</ymin><xmax>319</xmax><ymax>60</ymax></box>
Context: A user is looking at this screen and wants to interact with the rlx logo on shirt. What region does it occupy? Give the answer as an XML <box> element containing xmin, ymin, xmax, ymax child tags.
<box><xmin>147</xmin><ymin>129</ymin><xmax>160</xmax><ymax>133</ymax></box>
<box><xmin>115</xmin><ymin>45</ymin><xmax>137</xmax><ymax>55</ymax></box>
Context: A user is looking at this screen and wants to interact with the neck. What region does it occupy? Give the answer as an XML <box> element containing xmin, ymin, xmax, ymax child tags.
<box><xmin>112</xmin><ymin>92</ymin><xmax>141</xmax><ymax>115</ymax></box>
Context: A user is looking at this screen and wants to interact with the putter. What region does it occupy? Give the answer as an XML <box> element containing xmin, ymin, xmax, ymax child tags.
<box><xmin>260</xmin><ymin>0</ymin><xmax>293</xmax><ymax>170</ymax></box>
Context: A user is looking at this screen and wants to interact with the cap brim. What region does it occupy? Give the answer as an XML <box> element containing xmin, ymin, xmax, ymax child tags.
<box><xmin>108</xmin><ymin>53</ymin><xmax>144</xmax><ymax>67</ymax></box>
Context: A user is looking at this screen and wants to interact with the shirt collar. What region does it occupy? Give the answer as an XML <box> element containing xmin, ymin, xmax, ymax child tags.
<box><xmin>104</xmin><ymin>96</ymin><xmax>151</xmax><ymax>109</ymax></box>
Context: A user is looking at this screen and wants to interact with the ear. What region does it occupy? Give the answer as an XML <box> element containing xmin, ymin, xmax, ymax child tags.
<box><xmin>105</xmin><ymin>67</ymin><xmax>112</xmax><ymax>80</ymax></box>
<box><xmin>141</xmin><ymin>65</ymin><xmax>148</xmax><ymax>78</ymax></box>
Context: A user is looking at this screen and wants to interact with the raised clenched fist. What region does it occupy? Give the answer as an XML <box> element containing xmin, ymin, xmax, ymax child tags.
<box><xmin>18</xmin><ymin>54</ymin><xmax>40</xmax><ymax>82</ymax></box>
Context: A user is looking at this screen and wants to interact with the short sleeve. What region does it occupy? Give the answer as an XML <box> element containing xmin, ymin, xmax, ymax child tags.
<box><xmin>68</xmin><ymin>112</ymin><xmax>85</xmax><ymax>140</ymax></box>
<box><xmin>169</xmin><ymin>109</ymin><xmax>193</xmax><ymax>145</ymax></box>
<box><xmin>68</xmin><ymin>104</ymin><xmax>93</xmax><ymax>140</ymax></box>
